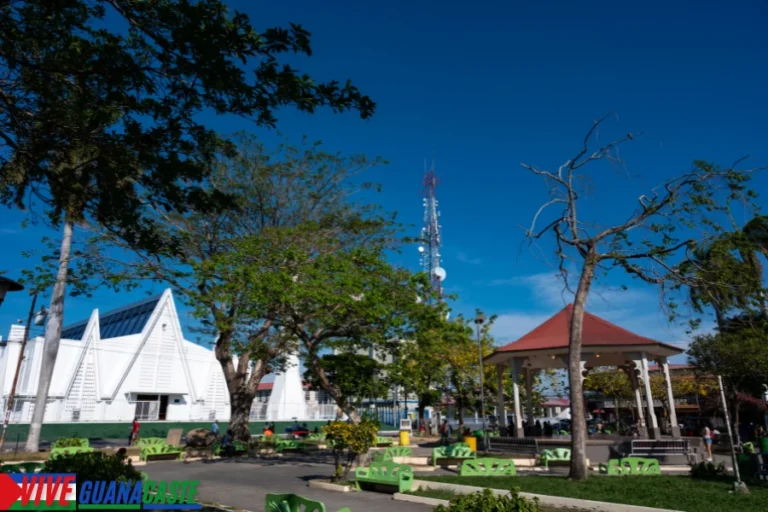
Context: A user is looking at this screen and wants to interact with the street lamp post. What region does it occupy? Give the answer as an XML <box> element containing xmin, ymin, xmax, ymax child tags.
<box><xmin>0</xmin><ymin>276</ymin><xmax>24</xmax><ymax>307</ymax></box>
<box><xmin>0</xmin><ymin>291</ymin><xmax>48</xmax><ymax>450</ymax></box>
<box><xmin>474</xmin><ymin>312</ymin><xmax>487</xmax><ymax>450</ymax></box>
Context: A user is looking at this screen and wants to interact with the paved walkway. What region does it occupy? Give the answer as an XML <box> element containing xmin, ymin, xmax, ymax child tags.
<box><xmin>141</xmin><ymin>457</ymin><xmax>431</xmax><ymax>512</ymax></box>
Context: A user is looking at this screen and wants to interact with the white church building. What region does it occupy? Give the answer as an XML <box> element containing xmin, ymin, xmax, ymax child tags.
<box><xmin>0</xmin><ymin>289</ymin><xmax>335</xmax><ymax>424</ymax></box>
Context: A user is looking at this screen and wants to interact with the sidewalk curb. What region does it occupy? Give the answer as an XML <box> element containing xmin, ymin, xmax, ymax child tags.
<box><xmin>393</xmin><ymin>493</ymin><xmax>449</xmax><ymax>507</ymax></box>
<box><xmin>413</xmin><ymin>479</ymin><xmax>684</xmax><ymax>512</ymax></box>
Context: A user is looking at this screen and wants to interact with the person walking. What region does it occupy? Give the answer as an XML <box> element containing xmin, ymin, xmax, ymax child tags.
<box><xmin>212</xmin><ymin>420</ymin><xmax>219</xmax><ymax>436</ymax></box>
<box><xmin>439</xmin><ymin>420</ymin><xmax>450</xmax><ymax>446</ymax></box>
<box><xmin>702</xmin><ymin>423</ymin><xmax>713</xmax><ymax>461</ymax></box>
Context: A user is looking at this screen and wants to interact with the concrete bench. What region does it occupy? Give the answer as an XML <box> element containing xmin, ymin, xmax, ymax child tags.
<box><xmin>459</xmin><ymin>458</ymin><xmax>516</xmax><ymax>476</ymax></box>
<box><xmin>539</xmin><ymin>448</ymin><xmax>571</xmax><ymax>469</ymax></box>
<box><xmin>266</xmin><ymin>493</ymin><xmax>350</xmax><ymax>512</ymax></box>
<box><xmin>375</xmin><ymin>436</ymin><xmax>395</xmax><ymax>447</ymax></box>
<box><xmin>373</xmin><ymin>446</ymin><xmax>412</xmax><ymax>462</ymax></box>
<box><xmin>629</xmin><ymin>440</ymin><xmax>693</xmax><ymax>463</ymax></box>
<box><xmin>433</xmin><ymin>444</ymin><xmax>476</xmax><ymax>466</ymax></box>
<box><xmin>0</xmin><ymin>462</ymin><xmax>44</xmax><ymax>473</ymax></box>
<box><xmin>599</xmin><ymin>457</ymin><xmax>661</xmax><ymax>475</ymax></box>
<box><xmin>488</xmin><ymin>436</ymin><xmax>539</xmax><ymax>455</ymax></box>
<box><xmin>354</xmin><ymin>461</ymin><xmax>414</xmax><ymax>493</ymax></box>
<box><xmin>140</xmin><ymin>444</ymin><xmax>183</xmax><ymax>462</ymax></box>
<box><xmin>136</xmin><ymin>437</ymin><xmax>167</xmax><ymax>447</ymax></box>
<box><xmin>49</xmin><ymin>446</ymin><xmax>94</xmax><ymax>459</ymax></box>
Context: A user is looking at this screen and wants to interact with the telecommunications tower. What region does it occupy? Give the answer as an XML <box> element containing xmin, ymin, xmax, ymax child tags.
<box><xmin>419</xmin><ymin>163</ymin><xmax>446</xmax><ymax>302</ymax></box>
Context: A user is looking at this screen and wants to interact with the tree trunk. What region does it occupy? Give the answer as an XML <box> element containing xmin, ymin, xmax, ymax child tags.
<box><xmin>418</xmin><ymin>400</ymin><xmax>427</xmax><ymax>435</ymax></box>
<box><xmin>25</xmin><ymin>220</ymin><xmax>74</xmax><ymax>452</ymax></box>
<box><xmin>307</xmin><ymin>354</ymin><xmax>360</xmax><ymax>424</ymax></box>
<box><xmin>214</xmin><ymin>331</ymin><xmax>266</xmax><ymax>442</ymax></box>
<box><xmin>568</xmin><ymin>255</ymin><xmax>597</xmax><ymax>481</ymax></box>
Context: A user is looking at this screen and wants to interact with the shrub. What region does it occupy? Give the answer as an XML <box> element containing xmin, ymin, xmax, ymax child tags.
<box><xmin>43</xmin><ymin>452</ymin><xmax>143</xmax><ymax>484</ymax></box>
<box><xmin>435</xmin><ymin>488</ymin><xmax>541</xmax><ymax>512</ymax></box>
<box><xmin>52</xmin><ymin>438</ymin><xmax>86</xmax><ymax>448</ymax></box>
<box><xmin>690</xmin><ymin>461</ymin><xmax>728</xmax><ymax>480</ymax></box>
<box><xmin>323</xmin><ymin>418</ymin><xmax>378</xmax><ymax>482</ymax></box>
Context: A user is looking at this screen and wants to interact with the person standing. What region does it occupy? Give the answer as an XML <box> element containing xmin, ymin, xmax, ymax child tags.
<box><xmin>129</xmin><ymin>417</ymin><xmax>140</xmax><ymax>446</ymax></box>
<box><xmin>440</xmin><ymin>420</ymin><xmax>450</xmax><ymax>446</ymax></box>
<box><xmin>212</xmin><ymin>420</ymin><xmax>219</xmax><ymax>436</ymax></box>
<box><xmin>702</xmin><ymin>423</ymin><xmax>713</xmax><ymax>461</ymax></box>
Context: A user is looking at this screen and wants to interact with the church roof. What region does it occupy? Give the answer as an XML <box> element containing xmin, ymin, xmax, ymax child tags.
<box><xmin>494</xmin><ymin>304</ymin><xmax>680</xmax><ymax>353</ymax></box>
<box><xmin>61</xmin><ymin>294</ymin><xmax>162</xmax><ymax>340</ymax></box>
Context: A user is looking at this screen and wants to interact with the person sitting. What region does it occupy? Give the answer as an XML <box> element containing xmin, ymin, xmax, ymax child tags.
<box><xmin>264</xmin><ymin>426</ymin><xmax>273</xmax><ymax>437</ymax></box>
<box><xmin>221</xmin><ymin>430</ymin><xmax>235</xmax><ymax>457</ymax></box>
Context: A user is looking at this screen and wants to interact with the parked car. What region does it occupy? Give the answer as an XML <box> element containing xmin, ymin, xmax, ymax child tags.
<box><xmin>285</xmin><ymin>423</ymin><xmax>310</xmax><ymax>439</ymax></box>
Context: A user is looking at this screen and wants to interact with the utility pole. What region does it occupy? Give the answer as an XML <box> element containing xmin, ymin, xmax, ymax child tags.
<box><xmin>0</xmin><ymin>291</ymin><xmax>38</xmax><ymax>450</ymax></box>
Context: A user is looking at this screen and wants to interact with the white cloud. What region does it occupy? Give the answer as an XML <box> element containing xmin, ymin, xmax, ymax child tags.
<box><xmin>456</xmin><ymin>252</ymin><xmax>482</xmax><ymax>265</ymax></box>
<box><xmin>491</xmin><ymin>312</ymin><xmax>554</xmax><ymax>346</ymax></box>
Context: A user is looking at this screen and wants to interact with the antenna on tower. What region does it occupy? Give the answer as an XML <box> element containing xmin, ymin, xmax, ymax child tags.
<box><xmin>419</xmin><ymin>159</ymin><xmax>445</xmax><ymax>303</ymax></box>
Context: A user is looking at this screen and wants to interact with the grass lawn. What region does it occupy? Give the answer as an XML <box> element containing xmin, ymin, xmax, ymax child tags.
<box><xmin>419</xmin><ymin>475</ymin><xmax>768</xmax><ymax>512</ymax></box>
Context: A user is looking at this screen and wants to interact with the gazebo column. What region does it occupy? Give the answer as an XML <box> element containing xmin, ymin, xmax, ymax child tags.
<box><xmin>496</xmin><ymin>364</ymin><xmax>507</xmax><ymax>432</ymax></box>
<box><xmin>509</xmin><ymin>358</ymin><xmax>524</xmax><ymax>438</ymax></box>
<box><xmin>525</xmin><ymin>366</ymin><xmax>534</xmax><ymax>434</ymax></box>
<box><xmin>623</xmin><ymin>365</ymin><xmax>647</xmax><ymax>438</ymax></box>
<box><xmin>633</xmin><ymin>352</ymin><xmax>660</xmax><ymax>439</ymax></box>
<box><xmin>658</xmin><ymin>357</ymin><xmax>681</xmax><ymax>438</ymax></box>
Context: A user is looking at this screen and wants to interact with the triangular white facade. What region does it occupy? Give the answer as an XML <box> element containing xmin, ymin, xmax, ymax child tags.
<box><xmin>265</xmin><ymin>353</ymin><xmax>307</xmax><ymax>420</ymax></box>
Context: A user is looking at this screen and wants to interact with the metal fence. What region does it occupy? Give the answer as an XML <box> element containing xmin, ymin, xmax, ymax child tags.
<box><xmin>249</xmin><ymin>402</ymin><xmax>337</xmax><ymax>421</ymax></box>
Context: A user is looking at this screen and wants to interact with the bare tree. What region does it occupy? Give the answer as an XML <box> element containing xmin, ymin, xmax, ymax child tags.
<box><xmin>522</xmin><ymin>114</ymin><xmax>761</xmax><ymax>480</ymax></box>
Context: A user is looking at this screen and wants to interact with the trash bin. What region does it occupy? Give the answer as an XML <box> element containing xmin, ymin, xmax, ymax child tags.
<box><xmin>464</xmin><ymin>436</ymin><xmax>477</xmax><ymax>452</ymax></box>
<box><xmin>399</xmin><ymin>430</ymin><xmax>409</xmax><ymax>447</ymax></box>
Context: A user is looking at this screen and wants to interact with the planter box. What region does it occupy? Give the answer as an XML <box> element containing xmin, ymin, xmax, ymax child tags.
<box><xmin>308</xmin><ymin>479</ymin><xmax>355</xmax><ymax>493</ymax></box>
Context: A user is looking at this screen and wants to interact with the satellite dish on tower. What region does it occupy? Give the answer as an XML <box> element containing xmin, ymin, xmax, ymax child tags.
<box><xmin>418</xmin><ymin>246</ymin><xmax>425</xmax><ymax>253</ymax></box>
<box><xmin>433</xmin><ymin>267</ymin><xmax>446</xmax><ymax>281</ymax></box>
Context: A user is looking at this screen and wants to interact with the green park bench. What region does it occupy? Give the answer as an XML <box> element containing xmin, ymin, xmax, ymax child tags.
<box><xmin>539</xmin><ymin>448</ymin><xmax>571</xmax><ymax>469</ymax></box>
<box><xmin>0</xmin><ymin>462</ymin><xmax>45</xmax><ymax>473</ymax></box>
<box><xmin>49</xmin><ymin>446</ymin><xmax>94</xmax><ymax>459</ymax></box>
<box><xmin>459</xmin><ymin>458</ymin><xmax>517</xmax><ymax>476</ymax></box>
<box><xmin>432</xmin><ymin>444</ymin><xmax>476</xmax><ymax>466</ymax></box>
<box><xmin>266</xmin><ymin>493</ymin><xmax>350</xmax><ymax>512</ymax></box>
<box><xmin>373</xmin><ymin>446</ymin><xmax>412</xmax><ymax>462</ymax></box>
<box><xmin>275</xmin><ymin>439</ymin><xmax>305</xmax><ymax>453</ymax></box>
<box><xmin>52</xmin><ymin>437</ymin><xmax>90</xmax><ymax>449</ymax></box>
<box><xmin>306</xmin><ymin>433</ymin><xmax>326</xmax><ymax>441</ymax></box>
<box><xmin>136</xmin><ymin>437</ymin><xmax>168</xmax><ymax>447</ymax></box>
<box><xmin>598</xmin><ymin>457</ymin><xmax>661</xmax><ymax>475</ymax></box>
<box><xmin>140</xmin><ymin>444</ymin><xmax>183</xmax><ymax>462</ymax></box>
<box><xmin>354</xmin><ymin>461</ymin><xmax>414</xmax><ymax>493</ymax></box>
<box><xmin>375</xmin><ymin>436</ymin><xmax>394</xmax><ymax>447</ymax></box>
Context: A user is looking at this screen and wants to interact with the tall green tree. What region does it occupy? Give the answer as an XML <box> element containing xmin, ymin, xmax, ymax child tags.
<box><xmin>304</xmin><ymin>353</ymin><xmax>389</xmax><ymax>415</ymax></box>
<box><xmin>52</xmin><ymin>138</ymin><xmax>390</xmax><ymax>441</ymax></box>
<box><xmin>522</xmin><ymin>114</ymin><xmax>761</xmax><ymax>480</ymax></box>
<box><xmin>2</xmin><ymin>1</ymin><xmax>374</xmax><ymax>451</ymax></box>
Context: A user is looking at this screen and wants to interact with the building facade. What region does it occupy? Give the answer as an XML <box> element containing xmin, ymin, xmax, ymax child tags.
<box><xmin>0</xmin><ymin>290</ymin><xmax>335</xmax><ymax>424</ymax></box>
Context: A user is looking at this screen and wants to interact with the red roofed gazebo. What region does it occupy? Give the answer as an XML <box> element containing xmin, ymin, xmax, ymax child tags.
<box><xmin>485</xmin><ymin>304</ymin><xmax>683</xmax><ymax>439</ymax></box>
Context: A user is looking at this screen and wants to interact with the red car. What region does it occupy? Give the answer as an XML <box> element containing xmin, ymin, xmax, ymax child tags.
<box><xmin>286</xmin><ymin>424</ymin><xmax>310</xmax><ymax>439</ymax></box>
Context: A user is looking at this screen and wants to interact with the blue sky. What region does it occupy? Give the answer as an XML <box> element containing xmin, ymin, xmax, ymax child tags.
<box><xmin>2</xmin><ymin>0</ymin><xmax>767</xmax><ymax>366</ymax></box>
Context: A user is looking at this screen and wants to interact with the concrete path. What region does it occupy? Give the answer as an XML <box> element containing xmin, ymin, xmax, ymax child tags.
<box><xmin>141</xmin><ymin>457</ymin><xmax>431</xmax><ymax>512</ymax></box>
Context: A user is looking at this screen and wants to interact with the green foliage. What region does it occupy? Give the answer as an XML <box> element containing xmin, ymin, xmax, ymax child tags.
<box><xmin>323</xmin><ymin>419</ymin><xmax>378</xmax><ymax>482</ymax></box>
<box><xmin>688</xmin><ymin>315</ymin><xmax>768</xmax><ymax>396</ymax></box>
<box><xmin>1</xmin><ymin>1</ymin><xmax>373</xmax><ymax>236</ymax></box>
<box><xmin>434</xmin><ymin>488</ymin><xmax>541</xmax><ymax>512</ymax></box>
<box><xmin>689</xmin><ymin>461</ymin><xmax>728</xmax><ymax>480</ymax></box>
<box><xmin>51</xmin><ymin>437</ymin><xmax>88</xmax><ymax>448</ymax></box>
<box><xmin>304</xmin><ymin>353</ymin><xmax>388</xmax><ymax>409</ymax></box>
<box><xmin>43</xmin><ymin>452</ymin><xmax>143</xmax><ymax>484</ymax></box>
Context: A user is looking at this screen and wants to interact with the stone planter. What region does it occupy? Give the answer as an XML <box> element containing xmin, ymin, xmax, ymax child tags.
<box><xmin>308</xmin><ymin>479</ymin><xmax>356</xmax><ymax>493</ymax></box>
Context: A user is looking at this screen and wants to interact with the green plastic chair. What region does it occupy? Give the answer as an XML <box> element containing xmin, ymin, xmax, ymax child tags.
<box><xmin>266</xmin><ymin>493</ymin><xmax>350</xmax><ymax>512</ymax></box>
